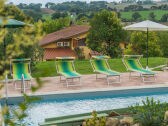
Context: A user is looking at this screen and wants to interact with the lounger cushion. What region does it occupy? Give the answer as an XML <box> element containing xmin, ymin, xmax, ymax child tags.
<box><xmin>126</xmin><ymin>59</ymin><xmax>155</xmax><ymax>75</ymax></box>
<box><xmin>95</xmin><ymin>69</ymin><xmax>120</xmax><ymax>76</ymax></box>
<box><xmin>12</xmin><ymin>63</ymin><xmax>31</xmax><ymax>80</ymax></box>
<box><xmin>92</xmin><ymin>60</ymin><xmax>120</xmax><ymax>76</ymax></box>
<box><xmin>59</xmin><ymin>71</ymin><xmax>81</xmax><ymax>78</ymax></box>
<box><xmin>57</xmin><ymin>61</ymin><xmax>81</xmax><ymax>78</ymax></box>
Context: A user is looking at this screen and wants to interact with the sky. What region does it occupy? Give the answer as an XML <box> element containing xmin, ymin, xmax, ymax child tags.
<box><xmin>8</xmin><ymin>0</ymin><xmax>119</xmax><ymax>5</ymax></box>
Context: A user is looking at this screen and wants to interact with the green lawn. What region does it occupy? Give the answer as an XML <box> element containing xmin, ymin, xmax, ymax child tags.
<box><xmin>32</xmin><ymin>57</ymin><xmax>167</xmax><ymax>78</ymax></box>
<box><xmin>121</xmin><ymin>10</ymin><xmax>168</xmax><ymax>20</ymax></box>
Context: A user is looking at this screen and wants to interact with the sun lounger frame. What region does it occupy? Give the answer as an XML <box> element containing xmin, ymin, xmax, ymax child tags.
<box><xmin>55</xmin><ymin>57</ymin><xmax>81</xmax><ymax>87</ymax></box>
<box><xmin>90</xmin><ymin>56</ymin><xmax>120</xmax><ymax>85</ymax></box>
<box><xmin>10</xmin><ymin>58</ymin><xmax>32</xmax><ymax>93</ymax></box>
<box><xmin>122</xmin><ymin>55</ymin><xmax>156</xmax><ymax>82</ymax></box>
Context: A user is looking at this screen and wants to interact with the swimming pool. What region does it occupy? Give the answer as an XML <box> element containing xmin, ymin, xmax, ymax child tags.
<box><xmin>4</xmin><ymin>87</ymin><xmax>168</xmax><ymax>125</ymax></box>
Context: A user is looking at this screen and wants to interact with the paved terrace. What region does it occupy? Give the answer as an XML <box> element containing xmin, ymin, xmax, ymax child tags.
<box><xmin>2</xmin><ymin>71</ymin><xmax>168</xmax><ymax>97</ymax></box>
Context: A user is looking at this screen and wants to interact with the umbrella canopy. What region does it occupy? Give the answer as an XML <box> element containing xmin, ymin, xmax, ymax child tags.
<box><xmin>0</xmin><ymin>17</ymin><xmax>27</xmax><ymax>28</ymax></box>
<box><xmin>0</xmin><ymin>17</ymin><xmax>31</xmax><ymax>66</ymax></box>
<box><xmin>124</xmin><ymin>20</ymin><xmax>168</xmax><ymax>31</ymax></box>
<box><xmin>124</xmin><ymin>20</ymin><xmax>168</xmax><ymax>68</ymax></box>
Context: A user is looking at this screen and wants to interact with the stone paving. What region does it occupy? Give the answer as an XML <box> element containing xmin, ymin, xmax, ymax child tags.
<box><xmin>2</xmin><ymin>71</ymin><xmax>168</xmax><ymax>97</ymax></box>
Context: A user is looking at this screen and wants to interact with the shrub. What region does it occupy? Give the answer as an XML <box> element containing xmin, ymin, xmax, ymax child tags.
<box><xmin>124</xmin><ymin>44</ymin><xmax>135</xmax><ymax>55</ymax></box>
<box><xmin>132</xmin><ymin>12</ymin><xmax>141</xmax><ymax>21</ymax></box>
<box><xmin>130</xmin><ymin>97</ymin><xmax>168</xmax><ymax>126</ymax></box>
<box><xmin>84</xmin><ymin>111</ymin><xmax>106</xmax><ymax>126</ymax></box>
<box><xmin>160</xmin><ymin>13</ymin><xmax>168</xmax><ymax>22</ymax></box>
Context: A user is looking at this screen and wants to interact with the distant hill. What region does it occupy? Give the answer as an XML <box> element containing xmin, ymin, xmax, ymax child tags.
<box><xmin>41</xmin><ymin>8</ymin><xmax>55</xmax><ymax>14</ymax></box>
<box><xmin>108</xmin><ymin>1</ymin><xmax>168</xmax><ymax>11</ymax></box>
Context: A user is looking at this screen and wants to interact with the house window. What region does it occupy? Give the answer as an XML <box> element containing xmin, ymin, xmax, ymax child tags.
<box><xmin>64</xmin><ymin>42</ymin><xmax>70</xmax><ymax>47</ymax></box>
<box><xmin>57</xmin><ymin>42</ymin><xmax>63</xmax><ymax>47</ymax></box>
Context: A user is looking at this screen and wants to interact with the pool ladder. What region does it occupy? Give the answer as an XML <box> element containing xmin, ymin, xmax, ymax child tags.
<box><xmin>4</xmin><ymin>74</ymin><xmax>8</xmax><ymax>103</ymax></box>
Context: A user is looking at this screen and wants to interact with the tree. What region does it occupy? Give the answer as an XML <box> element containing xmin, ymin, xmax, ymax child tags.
<box><xmin>17</xmin><ymin>3</ymin><xmax>28</xmax><ymax>9</ymax></box>
<box><xmin>87</xmin><ymin>10</ymin><xmax>124</xmax><ymax>57</ymax></box>
<box><xmin>132</xmin><ymin>12</ymin><xmax>141</xmax><ymax>21</ymax></box>
<box><xmin>124</xmin><ymin>5</ymin><xmax>144</xmax><ymax>11</ymax></box>
<box><xmin>148</xmin><ymin>12</ymin><xmax>156</xmax><ymax>21</ymax></box>
<box><xmin>137</xmin><ymin>1</ymin><xmax>143</xmax><ymax>5</ymax></box>
<box><xmin>0</xmin><ymin>3</ymin><xmax>33</xmax><ymax>59</ymax></box>
<box><xmin>158</xmin><ymin>32</ymin><xmax>168</xmax><ymax>57</ymax></box>
<box><xmin>143</xmin><ymin>0</ymin><xmax>153</xmax><ymax>4</ymax></box>
<box><xmin>51</xmin><ymin>12</ymin><xmax>68</xmax><ymax>19</ymax></box>
<box><xmin>24</xmin><ymin>9</ymin><xmax>42</xmax><ymax>22</ymax></box>
<box><xmin>1</xmin><ymin>4</ymin><xmax>32</xmax><ymax>22</ymax></box>
<box><xmin>17</xmin><ymin>3</ymin><xmax>42</xmax><ymax>12</ymax></box>
<box><xmin>158</xmin><ymin>4</ymin><xmax>168</xmax><ymax>10</ymax></box>
<box><xmin>43</xmin><ymin>18</ymin><xmax>70</xmax><ymax>34</ymax></box>
<box><xmin>28</xmin><ymin>3</ymin><xmax>42</xmax><ymax>11</ymax></box>
<box><xmin>117</xmin><ymin>12</ymin><xmax>121</xmax><ymax>18</ymax></box>
<box><xmin>150</xmin><ymin>5</ymin><xmax>158</xmax><ymax>10</ymax></box>
<box><xmin>45</xmin><ymin>2</ymin><xmax>55</xmax><ymax>9</ymax></box>
<box><xmin>0</xmin><ymin>1</ymin><xmax>44</xmax><ymax>125</ymax></box>
<box><xmin>124</xmin><ymin>32</ymin><xmax>163</xmax><ymax>57</ymax></box>
<box><xmin>76</xmin><ymin>16</ymin><xmax>89</xmax><ymax>25</ymax></box>
<box><xmin>160</xmin><ymin>13</ymin><xmax>168</xmax><ymax>22</ymax></box>
<box><xmin>46</xmin><ymin>1</ymin><xmax>107</xmax><ymax>14</ymax></box>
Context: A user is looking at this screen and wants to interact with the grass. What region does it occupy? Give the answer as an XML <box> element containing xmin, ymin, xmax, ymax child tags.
<box><xmin>32</xmin><ymin>57</ymin><xmax>167</xmax><ymax>78</ymax></box>
<box><xmin>121</xmin><ymin>10</ymin><xmax>168</xmax><ymax>20</ymax></box>
<box><xmin>41</xmin><ymin>9</ymin><xmax>167</xmax><ymax>21</ymax></box>
<box><xmin>42</xmin><ymin>14</ymin><xmax>52</xmax><ymax>20</ymax></box>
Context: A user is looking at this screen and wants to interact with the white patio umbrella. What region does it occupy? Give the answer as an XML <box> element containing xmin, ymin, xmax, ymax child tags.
<box><xmin>124</xmin><ymin>20</ymin><xmax>168</xmax><ymax>68</ymax></box>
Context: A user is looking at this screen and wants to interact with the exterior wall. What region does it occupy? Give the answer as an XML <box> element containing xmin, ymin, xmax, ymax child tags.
<box><xmin>42</xmin><ymin>42</ymin><xmax>57</xmax><ymax>48</ymax></box>
<box><xmin>72</xmin><ymin>38</ymin><xmax>78</xmax><ymax>49</ymax></box>
<box><xmin>70</xmin><ymin>39</ymin><xmax>73</xmax><ymax>49</ymax></box>
<box><xmin>42</xmin><ymin>32</ymin><xmax>90</xmax><ymax>59</ymax></box>
<box><xmin>42</xmin><ymin>39</ymin><xmax>72</xmax><ymax>49</ymax></box>
<box><xmin>80</xmin><ymin>46</ymin><xmax>91</xmax><ymax>59</ymax></box>
<box><xmin>71</xmin><ymin>32</ymin><xmax>88</xmax><ymax>50</ymax></box>
<box><xmin>71</xmin><ymin>32</ymin><xmax>91</xmax><ymax>59</ymax></box>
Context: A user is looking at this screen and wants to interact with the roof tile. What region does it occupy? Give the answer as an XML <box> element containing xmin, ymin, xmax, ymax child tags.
<box><xmin>44</xmin><ymin>48</ymin><xmax>76</xmax><ymax>60</ymax></box>
<box><xmin>40</xmin><ymin>25</ymin><xmax>90</xmax><ymax>46</ymax></box>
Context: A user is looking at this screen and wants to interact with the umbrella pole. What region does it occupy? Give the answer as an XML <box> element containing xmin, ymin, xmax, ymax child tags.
<box><xmin>146</xmin><ymin>28</ymin><xmax>149</xmax><ymax>69</ymax></box>
<box><xmin>3</xmin><ymin>28</ymin><xmax>8</xmax><ymax>105</ymax></box>
<box><xmin>4</xmin><ymin>38</ymin><xmax>6</xmax><ymax>65</ymax></box>
<box><xmin>3</xmin><ymin>28</ymin><xmax>7</xmax><ymax>74</ymax></box>
<box><xmin>3</xmin><ymin>27</ymin><xmax>6</xmax><ymax>69</ymax></box>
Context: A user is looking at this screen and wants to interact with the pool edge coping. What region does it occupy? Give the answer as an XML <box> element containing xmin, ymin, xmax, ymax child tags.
<box><xmin>4</xmin><ymin>82</ymin><xmax>168</xmax><ymax>98</ymax></box>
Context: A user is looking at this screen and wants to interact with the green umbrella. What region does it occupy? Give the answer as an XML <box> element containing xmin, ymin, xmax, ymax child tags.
<box><xmin>0</xmin><ymin>18</ymin><xmax>26</xmax><ymax>28</ymax></box>
<box><xmin>0</xmin><ymin>17</ymin><xmax>31</xmax><ymax>100</ymax></box>
<box><xmin>0</xmin><ymin>17</ymin><xmax>30</xmax><ymax>61</ymax></box>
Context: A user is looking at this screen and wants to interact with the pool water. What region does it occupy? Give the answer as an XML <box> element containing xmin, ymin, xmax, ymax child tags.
<box><xmin>9</xmin><ymin>92</ymin><xmax>168</xmax><ymax>126</ymax></box>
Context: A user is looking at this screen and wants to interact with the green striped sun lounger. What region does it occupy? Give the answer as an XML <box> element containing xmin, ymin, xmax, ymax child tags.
<box><xmin>10</xmin><ymin>59</ymin><xmax>32</xmax><ymax>92</ymax></box>
<box><xmin>55</xmin><ymin>57</ymin><xmax>81</xmax><ymax>87</ymax></box>
<box><xmin>90</xmin><ymin>56</ymin><xmax>120</xmax><ymax>85</ymax></box>
<box><xmin>122</xmin><ymin>55</ymin><xmax>156</xmax><ymax>82</ymax></box>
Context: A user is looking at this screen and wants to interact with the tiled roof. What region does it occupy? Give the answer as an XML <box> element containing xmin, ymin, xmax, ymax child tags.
<box><xmin>44</xmin><ymin>48</ymin><xmax>76</xmax><ymax>60</ymax></box>
<box><xmin>40</xmin><ymin>25</ymin><xmax>90</xmax><ymax>46</ymax></box>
